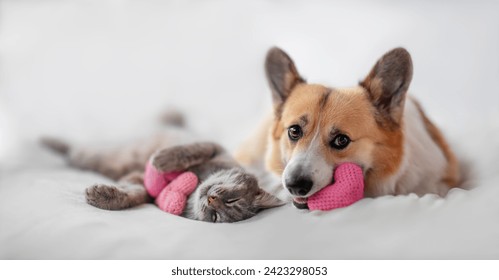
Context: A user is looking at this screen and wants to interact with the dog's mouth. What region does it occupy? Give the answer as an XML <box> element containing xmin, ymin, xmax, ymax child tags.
<box><xmin>291</xmin><ymin>176</ymin><xmax>338</xmax><ymax>209</ymax></box>
<box><xmin>292</xmin><ymin>197</ymin><xmax>309</xmax><ymax>209</ymax></box>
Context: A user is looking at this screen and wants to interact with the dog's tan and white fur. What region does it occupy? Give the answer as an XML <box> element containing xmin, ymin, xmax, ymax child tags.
<box><xmin>237</xmin><ymin>47</ymin><xmax>461</xmax><ymax>200</ymax></box>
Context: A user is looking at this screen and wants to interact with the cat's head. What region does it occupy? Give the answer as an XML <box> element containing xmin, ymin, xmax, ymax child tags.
<box><xmin>191</xmin><ymin>168</ymin><xmax>284</xmax><ymax>223</ymax></box>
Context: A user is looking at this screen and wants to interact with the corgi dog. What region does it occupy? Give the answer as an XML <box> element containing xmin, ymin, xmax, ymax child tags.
<box><xmin>236</xmin><ymin>47</ymin><xmax>462</xmax><ymax>202</ymax></box>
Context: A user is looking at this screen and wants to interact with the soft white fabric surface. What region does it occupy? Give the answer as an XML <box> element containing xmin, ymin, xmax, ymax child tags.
<box><xmin>1</xmin><ymin>0</ymin><xmax>499</xmax><ymax>259</ymax></box>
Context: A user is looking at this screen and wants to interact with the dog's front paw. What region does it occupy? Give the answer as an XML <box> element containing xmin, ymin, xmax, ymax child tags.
<box><xmin>85</xmin><ymin>184</ymin><xmax>129</xmax><ymax>210</ymax></box>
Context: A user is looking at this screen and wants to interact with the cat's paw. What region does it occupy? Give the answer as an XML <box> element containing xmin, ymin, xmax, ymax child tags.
<box><xmin>151</xmin><ymin>142</ymin><xmax>220</xmax><ymax>172</ymax></box>
<box><xmin>85</xmin><ymin>184</ymin><xmax>129</xmax><ymax>210</ymax></box>
<box><xmin>151</xmin><ymin>148</ymin><xmax>180</xmax><ymax>172</ymax></box>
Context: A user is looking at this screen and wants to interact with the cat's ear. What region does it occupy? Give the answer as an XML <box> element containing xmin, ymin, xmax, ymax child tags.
<box><xmin>254</xmin><ymin>189</ymin><xmax>285</xmax><ymax>209</ymax></box>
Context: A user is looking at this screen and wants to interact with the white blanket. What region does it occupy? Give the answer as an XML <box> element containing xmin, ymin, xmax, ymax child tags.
<box><xmin>1</xmin><ymin>0</ymin><xmax>499</xmax><ymax>259</ymax></box>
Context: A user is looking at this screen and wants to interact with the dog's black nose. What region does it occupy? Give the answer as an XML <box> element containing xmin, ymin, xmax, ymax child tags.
<box><xmin>286</xmin><ymin>177</ymin><xmax>313</xmax><ymax>196</ymax></box>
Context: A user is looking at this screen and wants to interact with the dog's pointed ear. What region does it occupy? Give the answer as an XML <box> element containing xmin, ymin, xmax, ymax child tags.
<box><xmin>360</xmin><ymin>47</ymin><xmax>413</xmax><ymax>128</ymax></box>
<box><xmin>265</xmin><ymin>47</ymin><xmax>305</xmax><ymax>108</ymax></box>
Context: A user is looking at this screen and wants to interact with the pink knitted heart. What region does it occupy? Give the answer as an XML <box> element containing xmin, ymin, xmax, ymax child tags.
<box><xmin>143</xmin><ymin>161</ymin><xmax>198</xmax><ymax>216</ymax></box>
<box><xmin>307</xmin><ymin>162</ymin><xmax>364</xmax><ymax>211</ymax></box>
<box><xmin>155</xmin><ymin>172</ymin><xmax>198</xmax><ymax>215</ymax></box>
<box><xmin>163</xmin><ymin>171</ymin><xmax>198</xmax><ymax>196</ymax></box>
<box><xmin>144</xmin><ymin>161</ymin><xmax>182</xmax><ymax>197</ymax></box>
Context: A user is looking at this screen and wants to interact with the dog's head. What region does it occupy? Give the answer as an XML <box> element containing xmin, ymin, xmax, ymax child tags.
<box><xmin>265</xmin><ymin>47</ymin><xmax>413</xmax><ymax>198</ymax></box>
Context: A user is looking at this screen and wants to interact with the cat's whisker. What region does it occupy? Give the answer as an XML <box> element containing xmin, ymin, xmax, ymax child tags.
<box><xmin>200</xmin><ymin>203</ymin><xmax>208</xmax><ymax>213</ymax></box>
<box><xmin>231</xmin><ymin>204</ymin><xmax>242</xmax><ymax>213</ymax></box>
<box><xmin>215</xmin><ymin>188</ymin><xmax>226</xmax><ymax>195</ymax></box>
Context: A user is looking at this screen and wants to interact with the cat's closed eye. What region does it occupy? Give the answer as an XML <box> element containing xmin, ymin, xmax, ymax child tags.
<box><xmin>211</xmin><ymin>212</ymin><xmax>219</xmax><ymax>222</ymax></box>
<box><xmin>191</xmin><ymin>168</ymin><xmax>284</xmax><ymax>223</ymax></box>
<box><xmin>225</xmin><ymin>198</ymin><xmax>240</xmax><ymax>205</ymax></box>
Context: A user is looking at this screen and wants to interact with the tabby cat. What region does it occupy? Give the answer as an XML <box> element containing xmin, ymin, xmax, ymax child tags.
<box><xmin>42</xmin><ymin>116</ymin><xmax>283</xmax><ymax>223</ymax></box>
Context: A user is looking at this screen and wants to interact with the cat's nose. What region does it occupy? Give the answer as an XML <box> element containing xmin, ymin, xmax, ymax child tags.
<box><xmin>208</xmin><ymin>196</ymin><xmax>217</xmax><ymax>205</ymax></box>
<box><xmin>208</xmin><ymin>196</ymin><xmax>224</xmax><ymax>208</ymax></box>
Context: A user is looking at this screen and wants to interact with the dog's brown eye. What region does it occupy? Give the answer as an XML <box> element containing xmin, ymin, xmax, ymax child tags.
<box><xmin>331</xmin><ymin>134</ymin><xmax>350</xmax><ymax>150</ymax></box>
<box><xmin>288</xmin><ymin>125</ymin><xmax>303</xmax><ymax>141</ymax></box>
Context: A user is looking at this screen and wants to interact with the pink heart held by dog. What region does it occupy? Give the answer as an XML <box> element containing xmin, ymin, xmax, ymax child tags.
<box><xmin>307</xmin><ymin>162</ymin><xmax>364</xmax><ymax>211</ymax></box>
